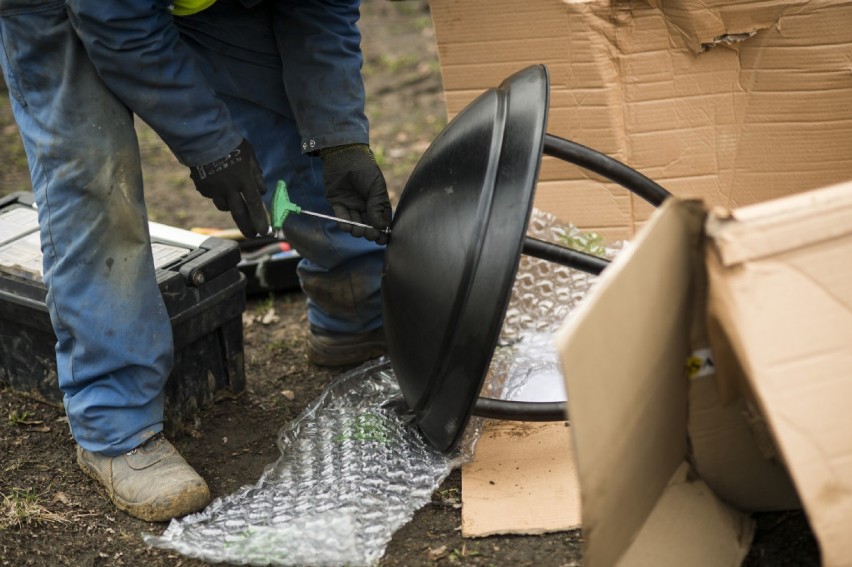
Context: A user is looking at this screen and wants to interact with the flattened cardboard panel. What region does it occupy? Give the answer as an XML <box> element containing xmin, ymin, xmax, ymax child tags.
<box><xmin>461</xmin><ymin>421</ymin><xmax>581</xmax><ymax>538</ymax></box>
<box><xmin>617</xmin><ymin>463</ymin><xmax>754</xmax><ymax>567</ymax></box>
<box><xmin>556</xmin><ymin>199</ymin><xmax>707</xmax><ymax>567</ymax></box>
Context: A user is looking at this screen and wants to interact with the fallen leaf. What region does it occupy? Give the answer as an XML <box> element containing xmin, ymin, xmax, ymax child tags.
<box><xmin>53</xmin><ymin>492</ymin><xmax>73</xmax><ymax>506</ymax></box>
<box><xmin>261</xmin><ymin>308</ymin><xmax>279</xmax><ymax>325</ymax></box>
<box><xmin>428</xmin><ymin>545</ymin><xmax>448</xmax><ymax>561</ymax></box>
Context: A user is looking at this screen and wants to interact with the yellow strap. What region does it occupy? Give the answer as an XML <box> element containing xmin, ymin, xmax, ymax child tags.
<box><xmin>170</xmin><ymin>0</ymin><xmax>218</xmax><ymax>17</ymax></box>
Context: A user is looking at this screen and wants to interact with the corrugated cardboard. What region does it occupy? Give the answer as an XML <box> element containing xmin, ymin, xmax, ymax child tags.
<box><xmin>428</xmin><ymin>0</ymin><xmax>852</xmax><ymax>242</ymax></box>
<box><xmin>554</xmin><ymin>181</ymin><xmax>852</xmax><ymax>566</ymax></box>
<box><xmin>554</xmin><ymin>196</ymin><xmax>753</xmax><ymax>567</ymax></box>
<box><xmin>460</xmin><ymin>421</ymin><xmax>581</xmax><ymax>537</ymax></box>
<box><xmin>705</xmin><ymin>183</ymin><xmax>852</xmax><ymax>567</ymax></box>
<box><xmin>687</xmin><ymin>370</ymin><xmax>800</xmax><ymax>512</ymax></box>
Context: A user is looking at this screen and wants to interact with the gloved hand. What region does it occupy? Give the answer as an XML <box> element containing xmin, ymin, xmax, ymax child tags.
<box><xmin>190</xmin><ymin>138</ymin><xmax>270</xmax><ymax>238</ymax></box>
<box><xmin>319</xmin><ymin>143</ymin><xmax>392</xmax><ymax>245</ymax></box>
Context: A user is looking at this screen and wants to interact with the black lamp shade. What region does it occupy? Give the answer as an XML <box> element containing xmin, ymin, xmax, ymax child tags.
<box><xmin>381</xmin><ymin>65</ymin><xmax>550</xmax><ymax>452</ymax></box>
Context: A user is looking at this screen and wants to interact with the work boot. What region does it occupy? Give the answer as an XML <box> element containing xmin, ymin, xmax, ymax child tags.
<box><xmin>307</xmin><ymin>325</ymin><xmax>387</xmax><ymax>367</ymax></box>
<box><xmin>76</xmin><ymin>433</ymin><xmax>210</xmax><ymax>522</ymax></box>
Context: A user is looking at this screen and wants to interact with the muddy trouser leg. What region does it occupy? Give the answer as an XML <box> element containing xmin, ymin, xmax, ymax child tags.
<box><xmin>0</xmin><ymin>2</ymin><xmax>172</xmax><ymax>455</ymax></box>
<box><xmin>175</xmin><ymin>4</ymin><xmax>384</xmax><ymax>335</ymax></box>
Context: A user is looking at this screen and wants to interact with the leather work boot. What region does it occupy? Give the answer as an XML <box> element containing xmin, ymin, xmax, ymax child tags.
<box><xmin>307</xmin><ymin>325</ymin><xmax>387</xmax><ymax>367</ymax></box>
<box><xmin>76</xmin><ymin>433</ymin><xmax>210</xmax><ymax>522</ymax></box>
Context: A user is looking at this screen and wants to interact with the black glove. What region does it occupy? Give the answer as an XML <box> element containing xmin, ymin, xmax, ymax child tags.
<box><xmin>190</xmin><ymin>138</ymin><xmax>270</xmax><ymax>238</ymax></box>
<box><xmin>319</xmin><ymin>143</ymin><xmax>392</xmax><ymax>245</ymax></box>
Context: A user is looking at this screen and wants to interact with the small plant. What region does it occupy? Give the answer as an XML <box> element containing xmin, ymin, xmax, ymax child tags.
<box><xmin>556</xmin><ymin>229</ymin><xmax>608</xmax><ymax>257</ymax></box>
<box><xmin>432</xmin><ymin>486</ymin><xmax>461</xmax><ymax>509</ymax></box>
<box><xmin>448</xmin><ymin>545</ymin><xmax>481</xmax><ymax>563</ymax></box>
<box><xmin>7</xmin><ymin>409</ymin><xmax>35</xmax><ymax>424</ymax></box>
<box><xmin>435</xmin><ymin>487</ymin><xmax>460</xmax><ymax>500</ymax></box>
<box><xmin>335</xmin><ymin>412</ymin><xmax>394</xmax><ymax>444</ymax></box>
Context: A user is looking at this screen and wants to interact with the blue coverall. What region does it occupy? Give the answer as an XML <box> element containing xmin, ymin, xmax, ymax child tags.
<box><xmin>0</xmin><ymin>0</ymin><xmax>383</xmax><ymax>456</ymax></box>
<box><xmin>175</xmin><ymin>0</ymin><xmax>385</xmax><ymax>335</ymax></box>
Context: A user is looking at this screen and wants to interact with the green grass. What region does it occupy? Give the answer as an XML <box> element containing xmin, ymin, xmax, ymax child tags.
<box><xmin>264</xmin><ymin>336</ymin><xmax>300</xmax><ymax>355</ymax></box>
<box><xmin>412</xmin><ymin>15</ymin><xmax>433</xmax><ymax>31</ymax></box>
<box><xmin>449</xmin><ymin>546</ymin><xmax>482</xmax><ymax>563</ymax></box>
<box><xmin>0</xmin><ymin>487</ymin><xmax>67</xmax><ymax>530</ymax></box>
<box><xmin>253</xmin><ymin>293</ymin><xmax>276</xmax><ymax>317</ymax></box>
<box><xmin>7</xmin><ymin>409</ymin><xmax>35</xmax><ymax>424</ymax></box>
<box><xmin>373</xmin><ymin>53</ymin><xmax>420</xmax><ymax>74</ymax></box>
<box><xmin>0</xmin><ymin>93</ymin><xmax>33</xmax><ymax>196</ymax></box>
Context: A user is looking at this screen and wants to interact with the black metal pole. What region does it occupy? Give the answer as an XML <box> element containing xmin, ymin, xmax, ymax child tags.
<box><xmin>470</xmin><ymin>135</ymin><xmax>672</xmax><ymax>423</ymax></box>
<box><xmin>543</xmin><ymin>134</ymin><xmax>671</xmax><ymax>206</ymax></box>
<box><xmin>473</xmin><ymin>397</ymin><xmax>567</xmax><ymax>421</ymax></box>
<box><xmin>522</xmin><ymin>236</ymin><xmax>609</xmax><ymax>275</ymax></box>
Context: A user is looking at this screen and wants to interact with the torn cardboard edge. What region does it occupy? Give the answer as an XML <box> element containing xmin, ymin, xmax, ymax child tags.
<box><xmin>707</xmin><ymin>182</ymin><xmax>852</xmax><ymax>267</ymax></box>
<box><xmin>642</xmin><ymin>0</ymin><xmax>790</xmax><ymax>53</ymax></box>
<box><xmin>428</xmin><ymin>0</ymin><xmax>852</xmax><ymax>241</ymax></box>
<box><xmin>556</xmin><ymin>181</ymin><xmax>852</xmax><ymax>566</ymax></box>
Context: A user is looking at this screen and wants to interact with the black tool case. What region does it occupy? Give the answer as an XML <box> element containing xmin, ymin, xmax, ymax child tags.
<box><xmin>0</xmin><ymin>192</ymin><xmax>247</xmax><ymax>433</ymax></box>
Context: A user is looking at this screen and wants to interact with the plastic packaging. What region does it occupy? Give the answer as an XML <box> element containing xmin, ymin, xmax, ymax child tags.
<box><xmin>146</xmin><ymin>209</ymin><xmax>615</xmax><ymax>565</ymax></box>
<box><xmin>147</xmin><ymin>360</ymin><xmax>456</xmax><ymax>566</ymax></box>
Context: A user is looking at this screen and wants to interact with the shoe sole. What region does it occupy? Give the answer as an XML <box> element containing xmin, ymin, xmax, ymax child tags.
<box><xmin>307</xmin><ymin>334</ymin><xmax>387</xmax><ymax>367</ymax></box>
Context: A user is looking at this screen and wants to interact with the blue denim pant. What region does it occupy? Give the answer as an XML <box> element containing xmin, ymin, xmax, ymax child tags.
<box><xmin>176</xmin><ymin>0</ymin><xmax>385</xmax><ymax>335</ymax></box>
<box><xmin>0</xmin><ymin>0</ymin><xmax>384</xmax><ymax>456</ymax></box>
<box><xmin>0</xmin><ymin>1</ymin><xmax>169</xmax><ymax>455</ymax></box>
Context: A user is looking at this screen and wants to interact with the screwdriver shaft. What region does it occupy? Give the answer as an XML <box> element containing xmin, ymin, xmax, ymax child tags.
<box><xmin>300</xmin><ymin>209</ymin><xmax>391</xmax><ymax>234</ymax></box>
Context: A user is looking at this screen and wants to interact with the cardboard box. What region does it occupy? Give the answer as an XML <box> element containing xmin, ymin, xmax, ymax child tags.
<box><xmin>554</xmin><ymin>181</ymin><xmax>852</xmax><ymax>567</ymax></box>
<box><xmin>428</xmin><ymin>0</ymin><xmax>852</xmax><ymax>242</ymax></box>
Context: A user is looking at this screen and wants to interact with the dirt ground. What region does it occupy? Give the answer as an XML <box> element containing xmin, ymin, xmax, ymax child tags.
<box><xmin>0</xmin><ymin>2</ymin><xmax>821</xmax><ymax>566</ymax></box>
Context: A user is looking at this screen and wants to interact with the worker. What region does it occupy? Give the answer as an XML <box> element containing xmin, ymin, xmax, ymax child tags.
<box><xmin>0</xmin><ymin>0</ymin><xmax>390</xmax><ymax>522</ymax></box>
<box><xmin>173</xmin><ymin>0</ymin><xmax>390</xmax><ymax>367</ymax></box>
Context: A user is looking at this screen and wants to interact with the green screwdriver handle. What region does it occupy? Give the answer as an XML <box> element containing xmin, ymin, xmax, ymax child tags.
<box><xmin>271</xmin><ymin>180</ymin><xmax>302</xmax><ymax>237</ymax></box>
<box><xmin>271</xmin><ymin>178</ymin><xmax>392</xmax><ymax>240</ymax></box>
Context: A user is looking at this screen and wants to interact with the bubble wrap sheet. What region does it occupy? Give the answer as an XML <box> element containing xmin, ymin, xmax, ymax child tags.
<box><xmin>146</xmin><ymin>209</ymin><xmax>618</xmax><ymax>566</ymax></box>
<box><xmin>147</xmin><ymin>361</ymin><xmax>452</xmax><ymax>566</ymax></box>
